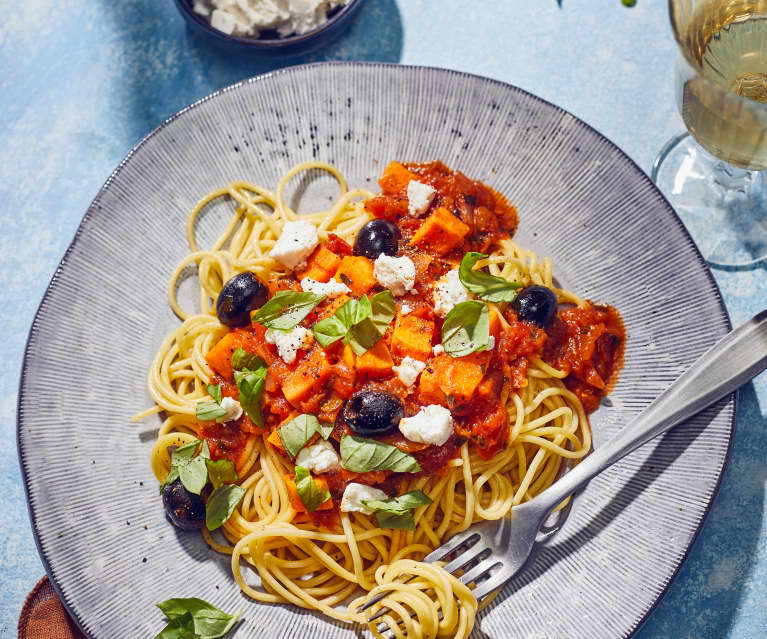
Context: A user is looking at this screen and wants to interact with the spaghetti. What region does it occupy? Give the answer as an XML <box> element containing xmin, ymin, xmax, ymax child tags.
<box><xmin>139</xmin><ymin>161</ymin><xmax>623</xmax><ymax>639</ymax></box>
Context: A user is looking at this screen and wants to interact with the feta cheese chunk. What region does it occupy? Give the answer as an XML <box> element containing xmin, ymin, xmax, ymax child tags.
<box><xmin>392</xmin><ymin>356</ymin><xmax>426</xmax><ymax>387</ymax></box>
<box><xmin>269</xmin><ymin>220</ymin><xmax>319</xmax><ymax>270</ymax></box>
<box><xmin>399</xmin><ymin>404</ymin><xmax>454</xmax><ymax>447</ymax></box>
<box><xmin>295</xmin><ymin>440</ymin><xmax>341</xmax><ymax>474</ymax></box>
<box><xmin>433</xmin><ymin>269</ymin><xmax>471</xmax><ymax>317</ymax></box>
<box><xmin>407</xmin><ymin>180</ymin><xmax>436</xmax><ymax>217</ymax></box>
<box><xmin>265</xmin><ymin>326</ymin><xmax>314</xmax><ymax>364</ymax></box>
<box><xmin>432</xmin><ymin>344</ymin><xmax>445</xmax><ymax>356</ymax></box>
<box><xmin>374</xmin><ymin>254</ymin><xmax>416</xmax><ymax>296</ymax></box>
<box><xmin>399</xmin><ymin>303</ymin><xmax>413</xmax><ymax>315</ymax></box>
<box><xmin>300</xmin><ymin>276</ymin><xmax>350</xmax><ymax>298</ymax></box>
<box><xmin>340</xmin><ymin>482</ymin><xmax>388</xmax><ymax>515</ymax></box>
<box><xmin>193</xmin><ymin>1</ymin><xmax>210</xmax><ymax>16</ymax></box>
<box><xmin>216</xmin><ymin>396</ymin><xmax>243</xmax><ymax>423</ymax></box>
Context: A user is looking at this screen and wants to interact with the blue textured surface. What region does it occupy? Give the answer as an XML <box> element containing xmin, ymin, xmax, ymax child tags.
<box><xmin>1</xmin><ymin>1</ymin><xmax>765</xmax><ymax>638</ymax></box>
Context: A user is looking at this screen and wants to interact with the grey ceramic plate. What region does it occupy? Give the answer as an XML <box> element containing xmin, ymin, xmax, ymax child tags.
<box><xmin>18</xmin><ymin>63</ymin><xmax>733</xmax><ymax>639</ymax></box>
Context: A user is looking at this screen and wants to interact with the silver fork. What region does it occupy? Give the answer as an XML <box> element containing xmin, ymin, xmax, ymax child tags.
<box><xmin>363</xmin><ymin>308</ymin><xmax>767</xmax><ymax>618</ymax></box>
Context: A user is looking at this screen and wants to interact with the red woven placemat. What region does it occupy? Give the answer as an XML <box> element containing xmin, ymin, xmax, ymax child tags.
<box><xmin>18</xmin><ymin>577</ymin><xmax>85</xmax><ymax>639</ymax></box>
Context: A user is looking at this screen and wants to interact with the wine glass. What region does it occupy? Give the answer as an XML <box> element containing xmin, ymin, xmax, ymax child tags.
<box><xmin>652</xmin><ymin>0</ymin><xmax>767</xmax><ymax>268</ymax></box>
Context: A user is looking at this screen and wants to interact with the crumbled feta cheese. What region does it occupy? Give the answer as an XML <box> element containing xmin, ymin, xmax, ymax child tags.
<box><xmin>269</xmin><ymin>220</ymin><xmax>319</xmax><ymax>270</ymax></box>
<box><xmin>432</xmin><ymin>344</ymin><xmax>445</xmax><ymax>356</ymax></box>
<box><xmin>193</xmin><ymin>1</ymin><xmax>210</xmax><ymax>16</ymax></box>
<box><xmin>374</xmin><ymin>254</ymin><xmax>416</xmax><ymax>296</ymax></box>
<box><xmin>407</xmin><ymin>180</ymin><xmax>436</xmax><ymax>217</ymax></box>
<box><xmin>216</xmin><ymin>397</ymin><xmax>243</xmax><ymax>423</ymax></box>
<box><xmin>295</xmin><ymin>440</ymin><xmax>341</xmax><ymax>474</ymax></box>
<box><xmin>200</xmin><ymin>0</ymin><xmax>348</xmax><ymax>38</ymax></box>
<box><xmin>300</xmin><ymin>276</ymin><xmax>350</xmax><ymax>298</ymax></box>
<box><xmin>392</xmin><ymin>356</ymin><xmax>426</xmax><ymax>388</ymax></box>
<box><xmin>399</xmin><ymin>404</ymin><xmax>454</xmax><ymax>447</ymax></box>
<box><xmin>340</xmin><ymin>482</ymin><xmax>388</xmax><ymax>515</ymax></box>
<box><xmin>265</xmin><ymin>326</ymin><xmax>314</xmax><ymax>364</ymax></box>
<box><xmin>433</xmin><ymin>269</ymin><xmax>471</xmax><ymax>317</ymax></box>
<box><xmin>399</xmin><ymin>303</ymin><xmax>413</xmax><ymax>315</ymax></box>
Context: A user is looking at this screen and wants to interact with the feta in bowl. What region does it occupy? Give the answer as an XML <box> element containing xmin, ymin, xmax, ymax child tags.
<box><xmin>174</xmin><ymin>0</ymin><xmax>364</xmax><ymax>54</ymax></box>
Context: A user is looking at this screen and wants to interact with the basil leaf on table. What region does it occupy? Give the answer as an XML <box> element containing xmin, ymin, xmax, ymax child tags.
<box><xmin>339</xmin><ymin>435</ymin><xmax>421</xmax><ymax>473</ymax></box>
<box><xmin>156</xmin><ymin>597</ymin><xmax>242</xmax><ymax>639</ymax></box>
<box><xmin>251</xmin><ymin>290</ymin><xmax>324</xmax><ymax>331</ymax></box>
<box><xmin>205</xmin><ymin>484</ymin><xmax>245</xmax><ymax>531</ymax></box>
<box><xmin>230</xmin><ymin>347</ymin><xmax>265</xmax><ymax>373</ymax></box>
<box><xmin>293</xmin><ymin>466</ymin><xmax>331</xmax><ymax>513</ymax></box>
<box><xmin>195</xmin><ymin>401</ymin><xmax>227</xmax><ymax>422</ymax></box>
<box><xmin>154</xmin><ymin>611</ymin><xmax>196</xmax><ymax>639</ymax></box>
<box><xmin>441</xmin><ymin>300</ymin><xmax>490</xmax><ymax>357</ymax></box>
<box><xmin>234</xmin><ymin>365</ymin><xmax>268</xmax><ymax>428</ymax></box>
<box><xmin>278</xmin><ymin>414</ymin><xmax>326</xmax><ymax>459</ymax></box>
<box><xmin>458</xmin><ymin>252</ymin><xmax>523</xmax><ymax>302</ymax></box>
<box><xmin>205</xmin><ymin>458</ymin><xmax>238</xmax><ymax>490</ymax></box>
<box><xmin>206</xmin><ymin>383</ymin><xmax>222</xmax><ymax>405</ymax></box>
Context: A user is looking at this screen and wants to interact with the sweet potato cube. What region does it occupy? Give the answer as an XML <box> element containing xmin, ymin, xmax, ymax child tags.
<box><xmin>391</xmin><ymin>314</ymin><xmax>434</xmax><ymax>361</ymax></box>
<box><xmin>356</xmin><ymin>340</ymin><xmax>394</xmax><ymax>379</ymax></box>
<box><xmin>409</xmin><ymin>207</ymin><xmax>471</xmax><ymax>255</ymax></box>
<box><xmin>335</xmin><ymin>256</ymin><xmax>375</xmax><ymax>296</ymax></box>
<box><xmin>282</xmin><ymin>350</ymin><xmax>332</xmax><ymax>407</ymax></box>
<box><xmin>418</xmin><ymin>352</ymin><xmax>489</xmax><ymax>408</ymax></box>
<box><xmin>206</xmin><ymin>331</ymin><xmax>258</xmax><ymax>381</ymax></box>
<box><xmin>297</xmin><ymin>246</ymin><xmax>341</xmax><ymax>283</ymax></box>
<box><xmin>378</xmin><ymin>161</ymin><xmax>419</xmax><ymax>197</ymax></box>
<box><xmin>284</xmin><ymin>474</ymin><xmax>334</xmax><ymax>512</ymax></box>
<box><xmin>267</xmin><ymin>428</ymin><xmax>286</xmax><ymax>454</ymax></box>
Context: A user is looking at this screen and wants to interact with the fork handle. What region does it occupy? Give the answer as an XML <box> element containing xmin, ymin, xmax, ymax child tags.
<box><xmin>530</xmin><ymin>308</ymin><xmax>767</xmax><ymax>517</ymax></box>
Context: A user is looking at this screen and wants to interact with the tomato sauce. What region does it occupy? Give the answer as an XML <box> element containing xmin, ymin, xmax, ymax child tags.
<box><xmin>200</xmin><ymin>161</ymin><xmax>625</xmax><ymax>519</ymax></box>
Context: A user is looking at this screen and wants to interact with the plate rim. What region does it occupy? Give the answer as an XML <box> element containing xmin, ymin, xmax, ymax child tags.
<box><xmin>16</xmin><ymin>61</ymin><xmax>736</xmax><ymax>639</ymax></box>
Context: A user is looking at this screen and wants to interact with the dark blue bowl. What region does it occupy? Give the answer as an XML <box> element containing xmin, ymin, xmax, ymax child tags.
<box><xmin>173</xmin><ymin>0</ymin><xmax>365</xmax><ymax>56</ymax></box>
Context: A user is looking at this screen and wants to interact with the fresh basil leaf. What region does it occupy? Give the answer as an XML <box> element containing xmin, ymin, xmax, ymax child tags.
<box><xmin>458</xmin><ymin>252</ymin><xmax>523</xmax><ymax>302</ymax></box>
<box><xmin>205</xmin><ymin>484</ymin><xmax>245</xmax><ymax>531</ymax></box>
<box><xmin>293</xmin><ymin>466</ymin><xmax>331</xmax><ymax>513</ymax></box>
<box><xmin>314</xmin><ymin>293</ymin><xmax>394</xmax><ymax>355</ymax></box>
<box><xmin>312</xmin><ymin>314</ymin><xmax>349</xmax><ymax>347</ymax></box>
<box><xmin>338</xmin><ymin>294</ymin><xmax>372</xmax><ymax>326</ymax></box>
<box><xmin>251</xmin><ymin>290</ymin><xmax>324</xmax><ymax>331</ymax></box>
<box><xmin>318</xmin><ymin>422</ymin><xmax>334</xmax><ymax>440</ymax></box>
<box><xmin>363</xmin><ymin>490</ymin><xmax>433</xmax><ymax>514</ymax></box>
<box><xmin>206</xmin><ymin>383</ymin><xmax>222</xmax><ymax>405</ymax></box>
<box><xmin>339</xmin><ymin>435</ymin><xmax>421</xmax><ymax>473</ymax></box>
<box><xmin>441</xmin><ymin>300</ymin><xmax>490</xmax><ymax>357</ymax></box>
<box><xmin>156</xmin><ymin>598</ymin><xmax>242</xmax><ymax>638</ymax></box>
<box><xmin>230</xmin><ymin>348</ymin><xmax>265</xmax><ymax>373</ymax></box>
<box><xmin>205</xmin><ymin>459</ymin><xmax>238</xmax><ymax>490</ymax></box>
<box><xmin>369</xmin><ymin>290</ymin><xmax>396</xmax><ymax>332</ymax></box>
<box><xmin>200</xmin><ymin>439</ymin><xmax>211</xmax><ymax>459</ymax></box>
<box><xmin>278</xmin><ymin>414</ymin><xmax>322</xmax><ymax>459</ymax></box>
<box><xmin>172</xmin><ymin>439</ymin><xmax>203</xmax><ymax>465</ymax></box>
<box><xmin>373</xmin><ymin>510</ymin><xmax>417</xmax><ymax>530</ymax></box>
<box><xmin>234</xmin><ymin>366</ymin><xmax>267</xmax><ymax>428</ymax></box>
<box><xmin>196</xmin><ymin>401</ymin><xmax>227</xmax><ymax>421</ymax></box>
<box><xmin>178</xmin><ymin>455</ymin><xmax>208</xmax><ymax>495</ymax></box>
<box><xmin>346</xmin><ymin>317</ymin><xmax>383</xmax><ymax>355</ymax></box>
<box><xmin>154</xmin><ymin>611</ymin><xmax>196</xmax><ymax>639</ymax></box>
<box><xmin>160</xmin><ymin>465</ymin><xmax>180</xmax><ymax>494</ymax></box>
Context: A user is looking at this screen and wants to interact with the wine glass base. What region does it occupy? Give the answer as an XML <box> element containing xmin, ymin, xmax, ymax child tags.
<box><xmin>652</xmin><ymin>132</ymin><xmax>767</xmax><ymax>268</ymax></box>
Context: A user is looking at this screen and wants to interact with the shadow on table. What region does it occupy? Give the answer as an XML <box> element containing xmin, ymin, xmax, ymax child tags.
<box><xmin>477</xmin><ymin>384</ymin><xmax>765</xmax><ymax>637</ymax></box>
<box><xmin>95</xmin><ymin>0</ymin><xmax>403</xmax><ymax>145</ymax></box>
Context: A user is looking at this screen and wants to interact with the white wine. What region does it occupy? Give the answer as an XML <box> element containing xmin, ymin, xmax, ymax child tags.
<box><xmin>676</xmin><ymin>0</ymin><xmax>767</xmax><ymax>169</ymax></box>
